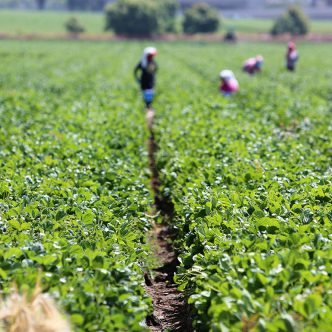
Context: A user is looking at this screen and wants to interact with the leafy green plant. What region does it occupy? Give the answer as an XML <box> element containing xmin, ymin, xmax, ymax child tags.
<box><xmin>271</xmin><ymin>6</ymin><xmax>309</xmax><ymax>36</ymax></box>
<box><xmin>155</xmin><ymin>42</ymin><xmax>332</xmax><ymax>331</ymax></box>
<box><xmin>0</xmin><ymin>41</ymin><xmax>154</xmax><ymax>331</ymax></box>
<box><xmin>65</xmin><ymin>17</ymin><xmax>85</xmax><ymax>34</ymax></box>
<box><xmin>105</xmin><ymin>0</ymin><xmax>159</xmax><ymax>36</ymax></box>
<box><xmin>105</xmin><ymin>0</ymin><xmax>179</xmax><ymax>36</ymax></box>
<box><xmin>158</xmin><ymin>0</ymin><xmax>179</xmax><ymax>33</ymax></box>
<box><xmin>183</xmin><ymin>2</ymin><xmax>220</xmax><ymax>34</ymax></box>
<box><xmin>0</xmin><ymin>39</ymin><xmax>331</xmax><ymax>332</ymax></box>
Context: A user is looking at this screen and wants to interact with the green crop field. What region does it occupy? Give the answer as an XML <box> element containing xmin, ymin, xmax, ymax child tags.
<box><xmin>0</xmin><ymin>41</ymin><xmax>153</xmax><ymax>331</ymax></box>
<box><xmin>0</xmin><ymin>40</ymin><xmax>331</xmax><ymax>331</ymax></box>
<box><xmin>0</xmin><ymin>10</ymin><xmax>105</xmax><ymax>34</ymax></box>
<box><xmin>155</xmin><ymin>42</ymin><xmax>332</xmax><ymax>331</ymax></box>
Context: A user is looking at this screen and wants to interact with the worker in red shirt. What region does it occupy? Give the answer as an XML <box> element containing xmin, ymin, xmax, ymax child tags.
<box><xmin>286</xmin><ymin>42</ymin><xmax>299</xmax><ymax>72</ymax></box>
<box><xmin>243</xmin><ymin>55</ymin><xmax>264</xmax><ymax>75</ymax></box>
<box><xmin>220</xmin><ymin>70</ymin><xmax>239</xmax><ymax>96</ymax></box>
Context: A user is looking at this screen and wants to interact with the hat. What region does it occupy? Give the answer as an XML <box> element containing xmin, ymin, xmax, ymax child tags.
<box><xmin>288</xmin><ymin>42</ymin><xmax>296</xmax><ymax>50</ymax></box>
<box><xmin>141</xmin><ymin>47</ymin><xmax>157</xmax><ymax>68</ymax></box>
<box><xmin>220</xmin><ymin>69</ymin><xmax>235</xmax><ymax>80</ymax></box>
<box><xmin>144</xmin><ymin>47</ymin><xmax>157</xmax><ymax>56</ymax></box>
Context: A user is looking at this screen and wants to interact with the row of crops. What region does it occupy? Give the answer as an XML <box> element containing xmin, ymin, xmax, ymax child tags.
<box><xmin>0</xmin><ymin>42</ymin><xmax>155</xmax><ymax>331</ymax></box>
<box><xmin>156</xmin><ymin>43</ymin><xmax>332</xmax><ymax>331</ymax></box>
<box><xmin>0</xmin><ymin>40</ymin><xmax>331</xmax><ymax>331</ymax></box>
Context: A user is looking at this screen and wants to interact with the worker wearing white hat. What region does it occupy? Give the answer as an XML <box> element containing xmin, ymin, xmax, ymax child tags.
<box><xmin>134</xmin><ymin>47</ymin><xmax>158</xmax><ymax>108</ymax></box>
<box><xmin>220</xmin><ymin>70</ymin><xmax>239</xmax><ymax>96</ymax></box>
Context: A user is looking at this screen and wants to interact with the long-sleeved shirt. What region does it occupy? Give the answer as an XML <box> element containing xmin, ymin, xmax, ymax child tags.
<box><xmin>243</xmin><ymin>58</ymin><xmax>260</xmax><ymax>75</ymax></box>
<box><xmin>134</xmin><ymin>60</ymin><xmax>158</xmax><ymax>90</ymax></box>
<box><xmin>286</xmin><ymin>50</ymin><xmax>298</xmax><ymax>70</ymax></box>
<box><xmin>220</xmin><ymin>79</ymin><xmax>239</xmax><ymax>95</ymax></box>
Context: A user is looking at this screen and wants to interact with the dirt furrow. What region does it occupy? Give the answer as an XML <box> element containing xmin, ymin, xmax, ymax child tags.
<box><xmin>145</xmin><ymin>108</ymin><xmax>192</xmax><ymax>332</ymax></box>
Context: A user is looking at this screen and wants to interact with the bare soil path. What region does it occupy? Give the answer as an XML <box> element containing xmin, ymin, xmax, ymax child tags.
<box><xmin>144</xmin><ymin>108</ymin><xmax>192</xmax><ymax>332</ymax></box>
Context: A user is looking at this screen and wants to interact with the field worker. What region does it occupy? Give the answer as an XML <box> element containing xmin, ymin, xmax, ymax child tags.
<box><xmin>243</xmin><ymin>55</ymin><xmax>264</xmax><ymax>75</ymax></box>
<box><xmin>220</xmin><ymin>70</ymin><xmax>239</xmax><ymax>96</ymax></box>
<box><xmin>134</xmin><ymin>46</ymin><xmax>158</xmax><ymax>108</ymax></box>
<box><xmin>286</xmin><ymin>42</ymin><xmax>299</xmax><ymax>72</ymax></box>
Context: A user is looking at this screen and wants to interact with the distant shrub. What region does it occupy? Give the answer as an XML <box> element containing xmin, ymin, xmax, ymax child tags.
<box><xmin>105</xmin><ymin>0</ymin><xmax>179</xmax><ymax>36</ymax></box>
<box><xmin>65</xmin><ymin>17</ymin><xmax>85</xmax><ymax>34</ymax></box>
<box><xmin>158</xmin><ymin>0</ymin><xmax>179</xmax><ymax>33</ymax></box>
<box><xmin>271</xmin><ymin>6</ymin><xmax>309</xmax><ymax>36</ymax></box>
<box><xmin>183</xmin><ymin>3</ymin><xmax>220</xmax><ymax>34</ymax></box>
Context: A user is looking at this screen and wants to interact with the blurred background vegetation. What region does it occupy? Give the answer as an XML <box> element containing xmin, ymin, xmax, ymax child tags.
<box><xmin>1</xmin><ymin>0</ymin><xmax>332</xmax><ymax>11</ymax></box>
<box><xmin>0</xmin><ymin>0</ymin><xmax>331</xmax><ymax>36</ymax></box>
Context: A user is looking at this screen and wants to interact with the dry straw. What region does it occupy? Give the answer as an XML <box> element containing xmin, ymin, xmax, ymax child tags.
<box><xmin>0</xmin><ymin>283</ymin><xmax>71</xmax><ymax>332</ymax></box>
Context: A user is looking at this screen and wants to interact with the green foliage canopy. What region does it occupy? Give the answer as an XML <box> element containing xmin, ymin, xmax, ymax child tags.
<box><xmin>105</xmin><ymin>0</ymin><xmax>179</xmax><ymax>36</ymax></box>
<box><xmin>65</xmin><ymin>17</ymin><xmax>85</xmax><ymax>34</ymax></box>
<box><xmin>271</xmin><ymin>6</ymin><xmax>310</xmax><ymax>36</ymax></box>
<box><xmin>158</xmin><ymin>0</ymin><xmax>179</xmax><ymax>33</ymax></box>
<box><xmin>183</xmin><ymin>2</ymin><xmax>220</xmax><ymax>34</ymax></box>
